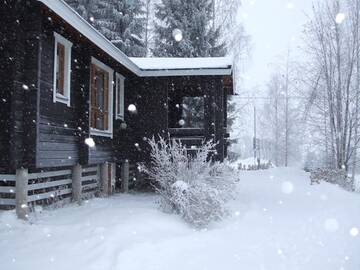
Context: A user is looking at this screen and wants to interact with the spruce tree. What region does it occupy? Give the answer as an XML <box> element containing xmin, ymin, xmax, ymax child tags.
<box><xmin>66</xmin><ymin>0</ymin><xmax>146</xmax><ymax>57</ymax></box>
<box><xmin>153</xmin><ymin>0</ymin><xmax>226</xmax><ymax>57</ymax></box>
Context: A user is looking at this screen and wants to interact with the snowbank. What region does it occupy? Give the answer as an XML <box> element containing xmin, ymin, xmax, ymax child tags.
<box><xmin>0</xmin><ymin>168</ymin><xmax>360</xmax><ymax>270</ymax></box>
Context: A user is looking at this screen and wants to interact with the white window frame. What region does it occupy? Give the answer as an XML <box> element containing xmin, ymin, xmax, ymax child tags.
<box><xmin>53</xmin><ymin>32</ymin><xmax>72</xmax><ymax>107</ymax></box>
<box><xmin>115</xmin><ymin>73</ymin><xmax>125</xmax><ymax>120</ymax></box>
<box><xmin>89</xmin><ymin>57</ymin><xmax>114</xmax><ymax>138</ymax></box>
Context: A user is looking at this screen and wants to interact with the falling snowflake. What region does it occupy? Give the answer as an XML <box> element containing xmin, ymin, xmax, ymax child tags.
<box><xmin>22</xmin><ymin>84</ymin><xmax>29</xmax><ymax>90</ymax></box>
<box><xmin>281</xmin><ymin>181</ymin><xmax>294</xmax><ymax>194</ymax></box>
<box><xmin>128</xmin><ymin>104</ymin><xmax>137</xmax><ymax>113</ymax></box>
<box><xmin>324</xmin><ymin>218</ymin><xmax>339</xmax><ymax>232</ymax></box>
<box><xmin>178</xmin><ymin>119</ymin><xmax>185</xmax><ymax>126</ymax></box>
<box><xmin>336</xmin><ymin>13</ymin><xmax>346</xmax><ymax>24</ymax></box>
<box><xmin>85</xmin><ymin>137</ymin><xmax>95</xmax><ymax>148</ymax></box>
<box><xmin>350</xmin><ymin>227</ymin><xmax>359</xmax><ymax>237</ymax></box>
<box><xmin>287</xmin><ymin>2</ymin><xmax>294</xmax><ymax>9</ymax></box>
<box><xmin>89</xmin><ymin>16</ymin><xmax>95</xmax><ymax>22</ymax></box>
<box><xmin>172</xmin><ymin>28</ymin><xmax>183</xmax><ymax>42</ymax></box>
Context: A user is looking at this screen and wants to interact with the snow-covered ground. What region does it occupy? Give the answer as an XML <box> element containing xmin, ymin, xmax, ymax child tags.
<box><xmin>1</xmin><ymin>167</ymin><xmax>360</xmax><ymax>270</ymax></box>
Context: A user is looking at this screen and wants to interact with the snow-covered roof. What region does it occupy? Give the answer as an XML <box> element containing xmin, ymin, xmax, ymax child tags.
<box><xmin>37</xmin><ymin>0</ymin><xmax>233</xmax><ymax>77</ymax></box>
<box><xmin>131</xmin><ymin>57</ymin><xmax>233</xmax><ymax>76</ymax></box>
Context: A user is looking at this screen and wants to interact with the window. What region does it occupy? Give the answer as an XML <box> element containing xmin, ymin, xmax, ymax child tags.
<box><xmin>181</xmin><ymin>97</ymin><xmax>205</xmax><ymax>128</ymax></box>
<box><xmin>90</xmin><ymin>57</ymin><xmax>113</xmax><ymax>137</ymax></box>
<box><xmin>53</xmin><ymin>32</ymin><xmax>72</xmax><ymax>106</ymax></box>
<box><xmin>115</xmin><ymin>73</ymin><xmax>125</xmax><ymax>120</ymax></box>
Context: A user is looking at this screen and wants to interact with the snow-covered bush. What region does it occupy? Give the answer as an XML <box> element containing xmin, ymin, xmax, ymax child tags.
<box><xmin>310</xmin><ymin>168</ymin><xmax>353</xmax><ymax>191</ymax></box>
<box><xmin>142</xmin><ymin>136</ymin><xmax>238</xmax><ymax>228</ymax></box>
<box><xmin>353</xmin><ymin>177</ymin><xmax>360</xmax><ymax>193</ymax></box>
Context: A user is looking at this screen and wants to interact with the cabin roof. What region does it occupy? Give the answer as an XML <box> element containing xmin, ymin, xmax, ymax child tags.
<box><xmin>38</xmin><ymin>0</ymin><xmax>233</xmax><ymax>77</ymax></box>
<box><xmin>130</xmin><ymin>57</ymin><xmax>233</xmax><ymax>76</ymax></box>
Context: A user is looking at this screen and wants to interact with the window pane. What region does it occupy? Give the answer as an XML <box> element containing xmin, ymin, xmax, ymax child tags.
<box><xmin>90</xmin><ymin>64</ymin><xmax>110</xmax><ymax>131</ymax></box>
<box><xmin>181</xmin><ymin>97</ymin><xmax>204</xmax><ymax>128</ymax></box>
<box><xmin>56</xmin><ymin>43</ymin><xmax>65</xmax><ymax>95</ymax></box>
<box><xmin>117</xmin><ymin>78</ymin><xmax>122</xmax><ymax>116</ymax></box>
<box><xmin>95</xmin><ymin>70</ymin><xmax>105</xmax><ymax>130</ymax></box>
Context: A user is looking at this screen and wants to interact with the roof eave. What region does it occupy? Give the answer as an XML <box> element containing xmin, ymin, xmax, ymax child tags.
<box><xmin>139</xmin><ymin>68</ymin><xmax>232</xmax><ymax>77</ymax></box>
<box><xmin>38</xmin><ymin>0</ymin><xmax>141</xmax><ymax>76</ymax></box>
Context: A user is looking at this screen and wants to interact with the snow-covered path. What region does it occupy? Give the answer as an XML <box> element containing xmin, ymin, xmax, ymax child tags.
<box><xmin>1</xmin><ymin>167</ymin><xmax>360</xmax><ymax>270</ymax></box>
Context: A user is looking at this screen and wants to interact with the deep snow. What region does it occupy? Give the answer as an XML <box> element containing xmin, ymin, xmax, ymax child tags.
<box><xmin>0</xmin><ymin>167</ymin><xmax>359</xmax><ymax>270</ymax></box>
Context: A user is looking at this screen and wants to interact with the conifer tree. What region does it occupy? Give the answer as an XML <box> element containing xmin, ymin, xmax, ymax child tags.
<box><xmin>152</xmin><ymin>0</ymin><xmax>226</xmax><ymax>57</ymax></box>
<box><xmin>66</xmin><ymin>0</ymin><xmax>146</xmax><ymax>57</ymax></box>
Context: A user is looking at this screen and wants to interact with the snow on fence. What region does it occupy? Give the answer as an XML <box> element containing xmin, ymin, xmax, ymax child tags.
<box><xmin>81</xmin><ymin>165</ymin><xmax>100</xmax><ymax>198</ymax></box>
<box><xmin>0</xmin><ymin>162</ymin><xmax>129</xmax><ymax>219</ymax></box>
<box><xmin>0</xmin><ymin>174</ymin><xmax>16</xmax><ymax>207</ymax></box>
<box><xmin>28</xmin><ymin>169</ymin><xmax>73</xmax><ymax>205</ymax></box>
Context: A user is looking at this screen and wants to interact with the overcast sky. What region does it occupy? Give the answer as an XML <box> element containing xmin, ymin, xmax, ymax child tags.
<box><xmin>239</xmin><ymin>0</ymin><xmax>314</xmax><ymax>92</ymax></box>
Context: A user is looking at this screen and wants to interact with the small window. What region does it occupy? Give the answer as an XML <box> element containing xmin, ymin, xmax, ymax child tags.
<box><xmin>90</xmin><ymin>57</ymin><xmax>113</xmax><ymax>137</ymax></box>
<box><xmin>53</xmin><ymin>33</ymin><xmax>72</xmax><ymax>106</ymax></box>
<box><xmin>181</xmin><ymin>97</ymin><xmax>205</xmax><ymax>128</ymax></box>
<box><xmin>115</xmin><ymin>73</ymin><xmax>125</xmax><ymax>120</ymax></box>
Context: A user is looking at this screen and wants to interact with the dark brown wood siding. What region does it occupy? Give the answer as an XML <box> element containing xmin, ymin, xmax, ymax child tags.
<box><xmin>36</xmin><ymin>7</ymin><xmax>134</xmax><ymax>168</ymax></box>
<box><xmin>0</xmin><ymin>1</ymin><xmax>41</xmax><ymax>171</ymax></box>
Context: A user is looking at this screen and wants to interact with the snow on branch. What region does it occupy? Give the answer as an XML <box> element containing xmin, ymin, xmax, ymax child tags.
<box><xmin>142</xmin><ymin>136</ymin><xmax>239</xmax><ymax>228</ymax></box>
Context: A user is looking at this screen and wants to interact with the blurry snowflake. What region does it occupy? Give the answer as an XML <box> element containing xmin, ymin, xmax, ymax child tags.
<box><xmin>281</xmin><ymin>181</ymin><xmax>294</xmax><ymax>194</ymax></box>
<box><xmin>85</xmin><ymin>137</ymin><xmax>95</xmax><ymax>148</ymax></box>
<box><xmin>172</xmin><ymin>28</ymin><xmax>183</xmax><ymax>42</ymax></box>
<box><xmin>324</xmin><ymin>218</ymin><xmax>339</xmax><ymax>232</ymax></box>
<box><xmin>287</xmin><ymin>2</ymin><xmax>294</xmax><ymax>9</ymax></box>
<box><xmin>336</xmin><ymin>13</ymin><xmax>346</xmax><ymax>24</ymax></box>
<box><xmin>22</xmin><ymin>84</ymin><xmax>29</xmax><ymax>90</ymax></box>
<box><xmin>350</xmin><ymin>227</ymin><xmax>359</xmax><ymax>237</ymax></box>
<box><xmin>128</xmin><ymin>104</ymin><xmax>137</xmax><ymax>113</ymax></box>
<box><xmin>320</xmin><ymin>194</ymin><xmax>328</xmax><ymax>201</ymax></box>
<box><xmin>178</xmin><ymin>119</ymin><xmax>185</xmax><ymax>126</ymax></box>
<box><xmin>89</xmin><ymin>16</ymin><xmax>95</xmax><ymax>23</ymax></box>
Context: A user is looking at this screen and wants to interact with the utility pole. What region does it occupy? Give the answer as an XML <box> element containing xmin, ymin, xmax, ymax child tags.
<box><xmin>284</xmin><ymin>49</ymin><xmax>290</xmax><ymax>167</ymax></box>
<box><xmin>253</xmin><ymin>105</ymin><xmax>260</xmax><ymax>169</ymax></box>
<box><xmin>253</xmin><ymin>105</ymin><xmax>257</xmax><ymax>166</ymax></box>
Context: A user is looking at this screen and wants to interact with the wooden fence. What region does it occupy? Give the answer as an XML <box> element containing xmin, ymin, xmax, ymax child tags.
<box><xmin>0</xmin><ymin>161</ymin><xmax>130</xmax><ymax>219</ymax></box>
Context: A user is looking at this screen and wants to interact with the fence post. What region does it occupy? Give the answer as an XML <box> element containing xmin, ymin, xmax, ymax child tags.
<box><xmin>100</xmin><ymin>162</ymin><xmax>109</xmax><ymax>196</ymax></box>
<box><xmin>16</xmin><ymin>168</ymin><xmax>29</xmax><ymax>220</ymax></box>
<box><xmin>72</xmin><ymin>164</ymin><xmax>82</xmax><ymax>204</ymax></box>
<box><xmin>121</xmin><ymin>159</ymin><xmax>129</xmax><ymax>193</ymax></box>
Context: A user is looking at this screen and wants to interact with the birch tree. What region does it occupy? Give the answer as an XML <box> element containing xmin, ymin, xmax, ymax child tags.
<box><xmin>303</xmin><ymin>0</ymin><xmax>360</xmax><ymax>172</ymax></box>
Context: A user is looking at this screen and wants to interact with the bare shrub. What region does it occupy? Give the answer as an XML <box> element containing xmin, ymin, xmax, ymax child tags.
<box><xmin>310</xmin><ymin>168</ymin><xmax>354</xmax><ymax>191</ymax></box>
<box><xmin>142</xmin><ymin>136</ymin><xmax>239</xmax><ymax>228</ymax></box>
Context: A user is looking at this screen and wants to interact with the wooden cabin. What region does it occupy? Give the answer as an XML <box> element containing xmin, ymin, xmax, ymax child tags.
<box><xmin>0</xmin><ymin>0</ymin><xmax>234</xmax><ymax>216</ymax></box>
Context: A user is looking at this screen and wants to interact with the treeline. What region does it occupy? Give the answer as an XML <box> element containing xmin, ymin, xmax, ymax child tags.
<box><xmin>259</xmin><ymin>0</ymin><xmax>360</xmax><ymax>177</ymax></box>
<box><xmin>65</xmin><ymin>0</ymin><xmax>247</xmax><ymax>58</ymax></box>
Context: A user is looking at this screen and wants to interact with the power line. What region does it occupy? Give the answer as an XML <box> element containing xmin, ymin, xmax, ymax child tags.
<box><xmin>234</xmin><ymin>96</ymin><xmax>307</xmax><ymax>100</ymax></box>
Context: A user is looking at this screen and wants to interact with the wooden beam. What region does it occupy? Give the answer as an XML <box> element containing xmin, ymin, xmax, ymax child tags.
<box><xmin>15</xmin><ymin>168</ymin><xmax>29</xmax><ymax>220</ymax></box>
<box><xmin>72</xmin><ymin>164</ymin><xmax>82</xmax><ymax>203</ymax></box>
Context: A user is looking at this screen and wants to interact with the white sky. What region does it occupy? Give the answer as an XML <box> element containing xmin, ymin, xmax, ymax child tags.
<box><xmin>239</xmin><ymin>0</ymin><xmax>314</xmax><ymax>92</ymax></box>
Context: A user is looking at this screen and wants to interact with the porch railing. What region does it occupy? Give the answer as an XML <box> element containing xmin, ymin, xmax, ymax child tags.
<box><xmin>0</xmin><ymin>161</ymin><xmax>131</xmax><ymax>220</ymax></box>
